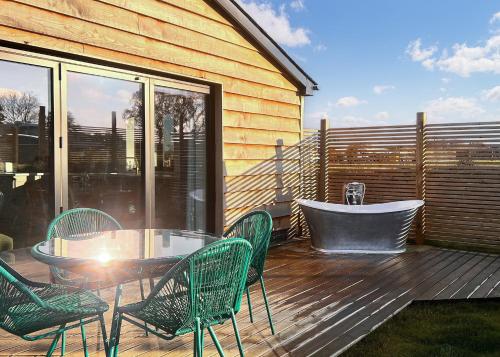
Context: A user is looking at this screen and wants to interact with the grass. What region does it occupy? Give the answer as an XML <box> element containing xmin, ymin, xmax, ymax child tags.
<box><xmin>342</xmin><ymin>300</ymin><xmax>500</xmax><ymax>357</ymax></box>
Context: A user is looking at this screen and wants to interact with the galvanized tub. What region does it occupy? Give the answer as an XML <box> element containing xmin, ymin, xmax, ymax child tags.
<box><xmin>298</xmin><ymin>199</ymin><xmax>424</xmax><ymax>253</ymax></box>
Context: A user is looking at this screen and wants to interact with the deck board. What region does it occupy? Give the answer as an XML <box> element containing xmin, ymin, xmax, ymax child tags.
<box><xmin>0</xmin><ymin>240</ymin><xmax>499</xmax><ymax>357</ymax></box>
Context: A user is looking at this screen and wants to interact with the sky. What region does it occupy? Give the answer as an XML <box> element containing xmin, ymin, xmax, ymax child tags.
<box><xmin>237</xmin><ymin>0</ymin><xmax>500</xmax><ymax>128</ymax></box>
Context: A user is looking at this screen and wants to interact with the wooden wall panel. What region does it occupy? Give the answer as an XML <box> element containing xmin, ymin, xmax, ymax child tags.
<box><xmin>0</xmin><ymin>0</ymin><xmax>303</xmax><ymax>239</ymax></box>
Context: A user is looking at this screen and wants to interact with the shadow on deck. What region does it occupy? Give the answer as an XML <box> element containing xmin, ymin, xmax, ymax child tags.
<box><xmin>1</xmin><ymin>240</ymin><xmax>499</xmax><ymax>356</ymax></box>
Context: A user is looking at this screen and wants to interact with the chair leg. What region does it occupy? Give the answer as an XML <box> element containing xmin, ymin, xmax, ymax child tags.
<box><xmin>61</xmin><ymin>331</ymin><xmax>66</xmax><ymax>356</ymax></box>
<box><xmin>200</xmin><ymin>326</ymin><xmax>205</xmax><ymax>357</ymax></box>
<box><xmin>195</xmin><ymin>318</ymin><xmax>202</xmax><ymax>357</ymax></box>
<box><xmin>245</xmin><ymin>287</ymin><xmax>253</xmax><ymax>323</ymax></box>
<box><xmin>113</xmin><ymin>314</ymin><xmax>123</xmax><ymax>357</ymax></box>
<box><xmin>139</xmin><ymin>278</ymin><xmax>149</xmax><ymax>336</ymax></box>
<box><xmin>230</xmin><ymin>309</ymin><xmax>244</xmax><ymax>357</ymax></box>
<box><xmin>149</xmin><ymin>277</ymin><xmax>154</xmax><ymax>292</ymax></box>
<box><xmin>80</xmin><ymin>319</ymin><xmax>89</xmax><ymax>357</ymax></box>
<box><xmin>259</xmin><ymin>276</ymin><xmax>275</xmax><ymax>335</ymax></box>
<box><xmin>109</xmin><ymin>284</ymin><xmax>123</xmax><ymax>357</ymax></box>
<box><xmin>46</xmin><ymin>329</ymin><xmax>63</xmax><ymax>357</ymax></box>
<box><xmin>193</xmin><ymin>326</ymin><xmax>198</xmax><ymax>357</ymax></box>
<box><xmin>207</xmin><ymin>326</ymin><xmax>224</xmax><ymax>357</ymax></box>
<box><xmin>99</xmin><ymin>313</ymin><xmax>109</xmax><ymax>357</ymax></box>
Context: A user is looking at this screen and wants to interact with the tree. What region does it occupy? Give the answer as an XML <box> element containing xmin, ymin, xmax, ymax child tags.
<box><xmin>122</xmin><ymin>89</ymin><xmax>206</xmax><ymax>136</ymax></box>
<box><xmin>0</xmin><ymin>92</ymin><xmax>41</xmax><ymax>124</ymax></box>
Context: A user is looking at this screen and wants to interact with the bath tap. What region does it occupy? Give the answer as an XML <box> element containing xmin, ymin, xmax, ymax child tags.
<box><xmin>344</xmin><ymin>182</ymin><xmax>365</xmax><ymax>205</ymax></box>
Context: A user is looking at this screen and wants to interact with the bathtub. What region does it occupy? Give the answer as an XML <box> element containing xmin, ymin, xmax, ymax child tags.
<box><xmin>297</xmin><ymin>199</ymin><xmax>424</xmax><ymax>254</ymax></box>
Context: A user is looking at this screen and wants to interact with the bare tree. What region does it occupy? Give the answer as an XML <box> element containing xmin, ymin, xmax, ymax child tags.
<box><xmin>0</xmin><ymin>92</ymin><xmax>41</xmax><ymax>124</ymax></box>
<box><xmin>122</xmin><ymin>89</ymin><xmax>206</xmax><ymax>135</ymax></box>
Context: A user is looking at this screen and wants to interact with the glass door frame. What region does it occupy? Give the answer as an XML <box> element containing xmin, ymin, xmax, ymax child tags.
<box><xmin>60</xmin><ymin>63</ymin><xmax>151</xmax><ymax>225</ymax></box>
<box><xmin>0</xmin><ymin>50</ymin><xmax>62</xmax><ymax>220</ymax></box>
<box><xmin>148</xmin><ymin>78</ymin><xmax>211</xmax><ymax>229</ymax></box>
<box><xmin>0</xmin><ymin>46</ymin><xmax>218</xmax><ymax>233</ymax></box>
<box><xmin>60</xmin><ymin>65</ymin><xmax>211</xmax><ymax>229</ymax></box>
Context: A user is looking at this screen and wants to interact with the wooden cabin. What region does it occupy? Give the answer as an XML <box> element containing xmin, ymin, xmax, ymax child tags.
<box><xmin>0</xmin><ymin>0</ymin><xmax>317</xmax><ymax>248</ymax></box>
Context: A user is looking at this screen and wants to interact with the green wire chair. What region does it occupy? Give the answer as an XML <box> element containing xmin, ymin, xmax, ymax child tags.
<box><xmin>47</xmin><ymin>208</ymin><xmax>150</xmax><ymax>336</ymax></box>
<box><xmin>110</xmin><ymin>238</ymin><xmax>253</xmax><ymax>357</ymax></box>
<box><xmin>0</xmin><ymin>258</ymin><xmax>109</xmax><ymax>357</ymax></box>
<box><xmin>46</xmin><ymin>208</ymin><xmax>123</xmax><ymax>287</ymax></box>
<box><xmin>223</xmin><ymin>210</ymin><xmax>275</xmax><ymax>335</ymax></box>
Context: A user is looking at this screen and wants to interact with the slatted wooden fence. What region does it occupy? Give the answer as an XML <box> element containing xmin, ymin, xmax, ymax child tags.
<box><xmin>424</xmin><ymin>121</ymin><xmax>500</xmax><ymax>250</ymax></box>
<box><xmin>304</xmin><ymin>117</ymin><xmax>500</xmax><ymax>251</ymax></box>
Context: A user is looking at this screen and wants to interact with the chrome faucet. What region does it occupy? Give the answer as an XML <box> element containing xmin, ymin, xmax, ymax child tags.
<box><xmin>344</xmin><ymin>182</ymin><xmax>365</xmax><ymax>205</ymax></box>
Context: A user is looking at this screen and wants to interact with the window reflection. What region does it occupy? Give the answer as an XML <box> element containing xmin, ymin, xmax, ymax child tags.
<box><xmin>154</xmin><ymin>86</ymin><xmax>208</xmax><ymax>231</ymax></box>
<box><xmin>0</xmin><ymin>60</ymin><xmax>53</xmax><ymax>248</ymax></box>
<box><xmin>67</xmin><ymin>72</ymin><xmax>144</xmax><ymax>228</ymax></box>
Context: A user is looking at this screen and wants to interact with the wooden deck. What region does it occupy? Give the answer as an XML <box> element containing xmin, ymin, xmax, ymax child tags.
<box><xmin>1</xmin><ymin>240</ymin><xmax>499</xmax><ymax>356</ymax></box>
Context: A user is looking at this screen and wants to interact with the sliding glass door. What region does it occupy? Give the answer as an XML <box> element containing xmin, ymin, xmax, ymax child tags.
<box><xmin>152</xmin><ymin>82</ymin><xmax>209</xmax><ymax>231</ymax></box>
<box><xmin>62</xmin><ymin>67</ymin><xmax>147</xmax><ymax>228</ymax></box>
<box><xmin>0</xmin><ymin>49</ymin><xmax>213</xmax><ymax>248</ymax></box>
<box><xmin>0</xmin><ymin>57</ymin><xmax>58</xmax><ymax>248</ymax></box>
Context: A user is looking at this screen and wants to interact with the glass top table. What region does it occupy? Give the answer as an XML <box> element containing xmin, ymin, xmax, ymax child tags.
<box><xmin>31</xmin><ymin>229</ymin><xmax>221</xmax><ymax>280</ymax></box>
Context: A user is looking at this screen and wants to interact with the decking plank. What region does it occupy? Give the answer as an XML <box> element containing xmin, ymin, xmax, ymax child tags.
<box><xmin>1</xmin><ymin>241</ymin><xmax>498</xmax><ymax>357</ymax></box>
<box><xmin>452</xmin><ymin>255</ymin><xmax>500</xmax><ymax>299</ymax></box>
<box><xmin>286</xmin><ymin>250</ymin><xmax>459</xmax><ymax>356</ymax></box>
<box><xmin>259</xmin><ymin>249</ymin><xmax>449</xmax><ymax>357</ymax></box>
<box><xmin>433</xmin><ymin>254</ymin><xmax>495</xmax><ymax>300</ymax></box>
<box><xmin>316</xmin><ymin>250</ymin><xmax>473</xmax><ymax>356</ymax></box>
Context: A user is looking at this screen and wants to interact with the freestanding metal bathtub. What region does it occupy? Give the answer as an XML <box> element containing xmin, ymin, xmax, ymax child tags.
<box><xmin>298</xmin><ymin>199</ymin><xmax>424</xmax><ymax>253</ymax></box>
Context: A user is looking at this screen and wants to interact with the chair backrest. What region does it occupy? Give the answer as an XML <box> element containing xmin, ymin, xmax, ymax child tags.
<box><xmin>142</xmin><ymin>239</ymin><xmax>252</xmax><ymax>332</ymax></box>
<box><xmin>223</xmin><ymin>210</ymin><xmax>273</xmax><ymax>277</ymax></box>
<box><xmin>0</xmin><ymin>259</ymin><xmax>46</xmax><ymax>336</ymax></box>
<box><xmin>46</xmin><ymin>208</ymin><xmax>122</xmax><ymax>240</ymax></box>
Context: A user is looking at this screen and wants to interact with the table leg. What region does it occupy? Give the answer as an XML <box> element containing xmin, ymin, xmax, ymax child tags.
<box><xmin>109</xmin><ymin>283</ymin><xmax>123</xmax><ymax>357</ymax></box>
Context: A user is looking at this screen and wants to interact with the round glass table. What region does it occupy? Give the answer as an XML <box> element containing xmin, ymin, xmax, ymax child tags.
<box><xmin>31</xmin><ymin>228</ymin><xmax>222</xmax><ymax>347</ymax></box>
<box><xmin>32</xmin><ymin>229</ymin><xmax>220</xmax><ymax>279</ymax></box>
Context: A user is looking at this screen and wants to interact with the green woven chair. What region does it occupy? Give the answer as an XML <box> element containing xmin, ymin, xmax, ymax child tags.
<box><xmin>46</xmin><ymin>208</ymin><xmax>123</xmax><ymax>286</ymax></box>
<box><xmin>47</xmin><ymin>208</ymin><xmax>154</xmax><ymax>336</ymax></box>
<box><xmin>223</xmin><ymin>210</ymin><xmax>275</xmax><ymax>335</ymax></box>
<box><xmin>0</xmin><ymin>258</ymin><xmax>109</xmax><ymax>357</ymax></box>
<box><xmin>110</xmin><ymin>238</ymin><xmax>252</xmax><ymax>357</ymax></box>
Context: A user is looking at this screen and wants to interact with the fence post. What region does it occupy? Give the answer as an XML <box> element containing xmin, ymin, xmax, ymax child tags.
<box><xmin>415</xmin><ymin>112</ymin><xmax>426</xmax><ymax>245</ymax></box>
<box><xmin>318</xmin><ymin>118</ymin><xmax>329</xmax><ymax>202</ymax></box>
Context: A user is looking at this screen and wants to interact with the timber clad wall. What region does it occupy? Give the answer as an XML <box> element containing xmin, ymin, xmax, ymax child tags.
<box><xmin>0</xmin><ymin>0</ymin><xmax>303</xmax><ymax>236</ymax></box>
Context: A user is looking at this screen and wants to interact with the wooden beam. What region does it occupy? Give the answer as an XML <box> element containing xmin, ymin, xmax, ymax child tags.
<box><xmin>415</xmin><ymin>112</ymin><xmax>426</xmax><ymax>244</ymax></box>
<box><xmin>318</xmin><ymin>118</ymin><xmax>329</xmax><ymax>202</ymax></box>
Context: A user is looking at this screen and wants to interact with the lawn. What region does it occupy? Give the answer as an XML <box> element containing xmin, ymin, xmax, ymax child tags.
<box><xmin>342</xmin><ymin>300</ymin><xmax>500</xmax><ymax>357</ymax></box>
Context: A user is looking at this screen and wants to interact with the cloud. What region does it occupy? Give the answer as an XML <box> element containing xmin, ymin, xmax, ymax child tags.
<box><xmin>434</xmin><ymin>35</ymin><xmax>500</xmax><ymax>77</ymax></box>
<box><xmin>313</xmin><ymin>44</ymin><xmax>327</xmax><ymax>52</ymax></box>
<box><xmin>373</xmin><ymin>85</ymin><xmax>395</xmax><ymax>95</ymax></box>
<box><xmin>335</xmin><ymin>96</ymin><xmax>367</xmax><ymax>108</ymax></box>
<box><xmin>490</xmin><ymin>12</ymin><xmax>500</xmax><ymax>25</ymax></box>
<box><xmin>424</xmin><ymin>96</ymin><xmax>485</xmax><ymax>121</ymax></box>
<box><xmin>237</xmin><ymin>1</ymin><xmax>310</xmax><ymax>47</ymax></box>
<box><xmin>406</xmin><ymin>38</ymin><xmax>438</xmax><ymax>62</ymax></box>
<box><xmin>407</xmin><ymin>13</ymin><xmax>500</xmax><ymax>77</ymax></box>
<box><xmin>482</xmin><ymin>86</ymin><xmax>500</xmax><ymax>102</ymax></box>
<box><xmin>375</xmin><ymin>111</ymin><xmax>390</xmax><ymax>120</ymax></box>
<box><xmin>441</xmin><ymin>77</ymin><xmax>451</xmax><ymax>84</ymax></box>
<box><xmin>290</xmin><ymin>0</ymin><xmax>305</xmax><ymax>11</ymax></box>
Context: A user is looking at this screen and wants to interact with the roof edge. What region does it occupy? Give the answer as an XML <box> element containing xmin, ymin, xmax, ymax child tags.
<box><xmin>213</xmin><ymin>0</ymin><xmax>319</xmax><ymax>96</ymax></box>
